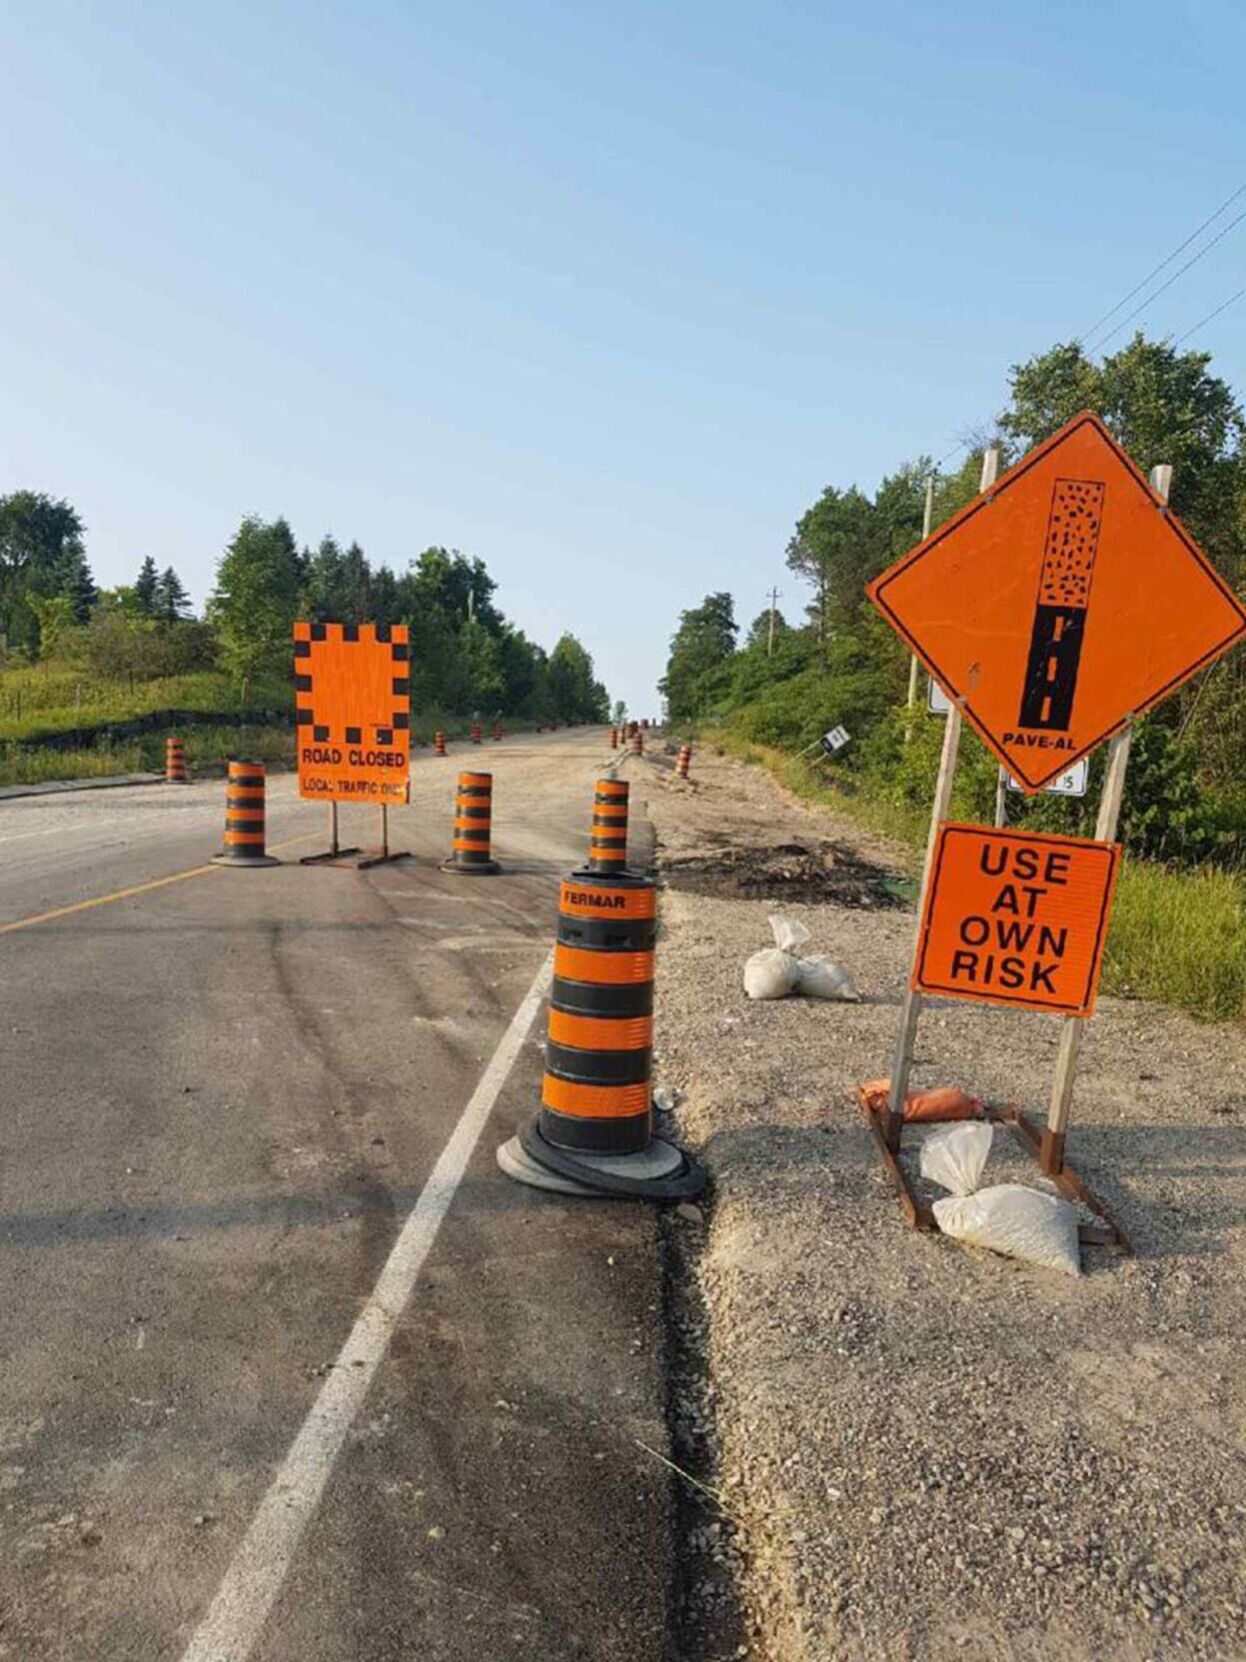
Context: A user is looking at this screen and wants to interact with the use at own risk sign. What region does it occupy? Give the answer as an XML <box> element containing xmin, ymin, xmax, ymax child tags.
<box><xmin>294</xmin><ymin>622</ymin><xmax>411</xmax><ymax>803</ymax></box>
<box><xmin>913</xmin><ymin>825</ymin><xmax>1121</xmax><ymax>1017</ymax></box>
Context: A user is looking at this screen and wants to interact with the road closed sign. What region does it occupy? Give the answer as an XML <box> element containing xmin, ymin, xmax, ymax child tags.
<box><xmin>913</xmin><ymin>824</ymin><xmax>1120</xmax><ymax>1016</ymax></box>
<box><xmin>294</xmin><ymin>622</ymin><xmax>411</xmax><ymax>803</ymax></box>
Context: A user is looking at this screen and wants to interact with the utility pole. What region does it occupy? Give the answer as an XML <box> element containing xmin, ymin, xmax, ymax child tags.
<box><xmin>766</xmin><ymin>586</ymin><xmax>780</xmax><ymax>656</ymax></box>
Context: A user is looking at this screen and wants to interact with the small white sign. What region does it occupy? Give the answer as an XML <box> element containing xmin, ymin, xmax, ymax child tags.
<box><xmin>1006</xmin><ymin>757</ymin><xmax>1089</xmax><ymax>798</ymax></box>
<box><xmin>928</xmin><ymin>679</ymin><xmax>953</xmax><ymax>716</ymax></box>
<box><xmin>821</xmin><ymin>725</ymin><xmax>851</xmax><ymax>754</ymax></box>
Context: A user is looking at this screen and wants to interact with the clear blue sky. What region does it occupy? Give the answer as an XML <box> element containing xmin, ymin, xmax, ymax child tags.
<box><xmin>3</xmin><ymin>1</ymin><xmax>1244</xmax><ymax>712</ymax></box>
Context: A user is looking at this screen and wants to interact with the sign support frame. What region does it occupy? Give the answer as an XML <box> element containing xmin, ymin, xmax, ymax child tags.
<box><xmin>903</xmin><ymin>474</ymin><xmax>936</xmax><ymax>738</ymax></box>
<box><xmin>885</xmin><ymin>447</ymin><xmax>997</xmax><ymax>1151</ymax></box>
<box><xmin>868</xmin><ymin>452</ymin><xmax>1175</xmax><ymax>1258</ymax></box>
<box><xmin>300</xmin><ymin>801</ymin><xmax>363</xmax><ymax>866</ymax></box>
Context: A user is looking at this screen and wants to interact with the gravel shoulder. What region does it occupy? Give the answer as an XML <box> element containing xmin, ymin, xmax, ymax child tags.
<box><xmin>628</xmin><ymin>744</ymin><xmax>1246</xmax><ymax>1662</ymax></box>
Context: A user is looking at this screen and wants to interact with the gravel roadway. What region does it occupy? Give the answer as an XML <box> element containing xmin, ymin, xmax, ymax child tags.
<box><xmin>628</xmin><ymin>743</ymin><xmax>1246</xmax><ymax>1662</ymax></box>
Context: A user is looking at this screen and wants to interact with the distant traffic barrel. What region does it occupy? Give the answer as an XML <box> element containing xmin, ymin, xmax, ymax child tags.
<box><xmin>442</xmin><ymin>770</ymin><xmax>499</xmax><ymax>875</ymax></box>
<box><xmin>542</xmin><ymin>870</ymin><xmax>656</xmax><ymax>1154</ymax></box>
<box><xmin>492</xmin><ymin>720</ymin><xmax>502</xmax><ymax>741</ymax></box>
<box><xmin>609</xmin><ymin>726</ymin><xmax>619</xmax><ymax>749</ymax></box>
<box><xmin>165</xmin><ymin>736</ymin><xmax>188</xmax><ymax>783</ymax></box>
<box><xmin>676</xmin><ymin>745</ymin><xmax>692</xmax><ymax>778</ymax></box>
<box><xmin>589</xmin><ymin>778</ymin><xmax>629</xmax><ymax>873</ymax></box>
<box><xmin>212</xmin><ymin>762</ymin><xmax>279</xmax><ymax>867</ymax></box>
<box><xmin>434</xmin><ymin>730</ymin><xmax>447</xmax><ymax>756</ymax></box>
<box><xmin>471</xmin><ymin>720</ymin><xmax>482</xmax><ymax>744</ymax></box>
<box><xmin>631</xmin><ymin>730</ymin><xmax>644</xmax><ymax>756</ymax></box>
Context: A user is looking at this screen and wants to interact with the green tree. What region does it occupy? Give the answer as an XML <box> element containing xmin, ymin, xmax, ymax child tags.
<box><xmin>209</xmin><ymin>516</ymin><xmax>302</xmax><ymax>700</ymax></box>
<box><xmin>0</xmin><ymin>491</ymin><xmax>89</xmax><ymax>653</ymax></box>
<box><xmin>153</xmin><ymin>566</ymin><xmax>191</xmax><ymax>622</ymax></box>
<box><xmin>1003</xmin><ymin>334</ymin><xmax>1246</xmax><ymax>579</ymax></box>
<box><xmin>660</xmin><ymin>592</ymin><xmax>737</xmax><ymax>721</ymax></box>
<box><xmin>26</xmin><ymin>594</ymin><xmax>76</xmax><ymax>665</ymax></box>
<box><xmin>785</xmin><ymin>486</ymin><xmax>876</xmax><ymax>637</ymax></box>
<box><xmin>548</xmin><ymin>633</ymin><xmax>609</xmax><ymax>722</ymax></box>
<box><xmin>133</xmin><ymin>556</ymin><xmax>159</xmax><ymax>616</ymax></box>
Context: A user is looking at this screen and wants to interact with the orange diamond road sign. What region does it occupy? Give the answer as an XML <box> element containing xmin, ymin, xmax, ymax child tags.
<box><xmin>294</xmin><ymin>622</ymin><xmax>411</xmax><ymax>804</ymax></box>
<box><xmin>868</xmin><ymin>410</ymin><xmax>1246</xmax><ymax>792</ymax></box>
<box><xmin>914</xmin><ymin>824</ymin><xmax>1121</xmax><ymax>1016</ymax></box>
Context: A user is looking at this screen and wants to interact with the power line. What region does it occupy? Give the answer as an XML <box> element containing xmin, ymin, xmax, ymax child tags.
<box><xmin>920</xmin><ymin>185</ymin><xmax>1246</xmax><ymax>486</ymax></box>
<box><xmin>1078</xmin><ymin>180</ymin><xmax>1246</xmax><ymax>346</ymax></box>
<box><xmin>1090</xmin><ymin>204</ymin><xmax>1246</xmax><ymax>350</ymax></box>
<box><xmin>1173</xmin><ymin>282</ymin><xmax>1246</xmax><ymax>346</ymax></box>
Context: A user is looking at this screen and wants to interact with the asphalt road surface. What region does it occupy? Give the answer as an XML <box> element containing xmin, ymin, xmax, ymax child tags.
<box><xmin>0</xmin><ymin>730</ymin><xmax>675</xmax><ymax>1661</ymax></box>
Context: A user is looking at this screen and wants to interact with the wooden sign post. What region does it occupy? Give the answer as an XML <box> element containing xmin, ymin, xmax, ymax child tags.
<box><xmin>864</xmin><ymin>422</ymin><xmax>1246</xmax><ymax>1250</ymax></box>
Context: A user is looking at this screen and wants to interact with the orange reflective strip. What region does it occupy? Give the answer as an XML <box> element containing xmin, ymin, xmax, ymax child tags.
<box><xmin>541</xmin><ymin>1076</ymin><xmax>649</xmax><ymax>1119</ymax></box>
<box><xmin>547</xmin><ymin>1010</ymin><xmax>653</xmax><ymax>1051</ymax></box>
<box><xmin>457</xmin><ymin>773</ymin><xmax>492</xmax><ymax>788</ymax></box>
<box><xmin>596</xmin><ymin>781</ymin><xmax>628</xmax><ymax>797</ymax></box>
<box><xmin>553</xmin><ymin>944</ymin><xmax>653</xmax><ymax>984</ymax></box>
<box><xmin>225</xmin><ymin>831</ymin><xmax>266</xmax><ymax>845</ymax></box>
<box><xmin>228</xmin><ymin>787</ymin><xmax>266</xmax><ymax>801</ymax></box>
<box><xmin>453</xmin><ymin>837</ymin><xmax>491</xmax><ymax>851</ymax></box>
<box><xmin>559</xmin><ymin>883</ymin><xmax>655</xmax><ymax>920</ymax></box>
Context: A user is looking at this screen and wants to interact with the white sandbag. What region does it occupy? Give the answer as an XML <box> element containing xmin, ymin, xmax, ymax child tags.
<box><xmin>743</xmin><ymin>947</ymin><xmax>800</xmax><ymax>1000</ymax></box>
<box><xmin>933</xmin><ymin>1184</ymin><xmax>1081</xmax><ymax>1276</ymax></box>
<box><xmin>920</xmin><ymin>1121</ymin><xmax>994</xmax><ymax>1196</ymax></box>
<box><xmin>793</xmin><ymin>954</ymin><xmax>860</xmax><ymax>1002</ymax></box>
<box><xmin>768</xmin><ymin>914</ymin><xmax>811</xmax><ymax>953</ymax></box>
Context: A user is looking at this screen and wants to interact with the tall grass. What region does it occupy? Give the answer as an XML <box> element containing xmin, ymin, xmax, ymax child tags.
<box><xmin>700</xmin><ymin>726</ymin><xmax>1246</xmax><ymax>1025</ymax></box>
<box><xmin>1104</xmin><ymin>863</ymin><xmax>1246</xmax><ymax>1022</ymax></box>
<box><xmin>0</xmin><ymin>667</ymin><xmax>289</xmax><ymax>744</ymax></box>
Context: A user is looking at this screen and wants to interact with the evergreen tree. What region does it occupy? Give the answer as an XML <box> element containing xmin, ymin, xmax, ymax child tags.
<box><xmin>154</xmin><ymin>566</ymin><xmax>191</xmax><ymax>622</ymax></box>
<box><xmin>133</xmin><ymin>556</ymin><xmax>159</xmax><ymax>616</ymax></box>
<box><xmin>56</xmin><ymin>545</ymin><xmax>98</xmax><ymax>622</ymax></box>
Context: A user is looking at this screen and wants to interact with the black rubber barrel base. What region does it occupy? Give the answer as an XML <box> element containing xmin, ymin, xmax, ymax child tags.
<box><xmin>515</xmin><ymin>1119</ymin><xmax>706</xmax><ymax>1201</ymax></box>
<box><xmin>211</xmin><ymin>852</ymin><xmax>281</xmax><ymax>868</ymax></box>
<box><xmin>440</xmin><ymin>858</ymin><xmax>501</xmax><ymax>875</ymax></box>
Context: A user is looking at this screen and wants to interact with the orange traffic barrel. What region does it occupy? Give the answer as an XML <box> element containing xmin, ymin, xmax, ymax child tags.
<box><xmin>165</xmin><ymin>736</ymin><xmax>187</xmax><ymax>783</ymax></box>
<box><xmin>676</xmin><ymin>745</ymin><xmax>692</xmax><ymax>778</ymax></box>
<box><xmin>541</xmin><ymin>870</ymin><xmax>656</xmax><ymax>1155</ymax></box>
<box><xmin>589</xmin><ymin>778</ymin><xmax>628</xmax><ymax>873</ymax></box>
<box><xmin>471</xmin><ymin>720</ymin><xmax>482</xmax><ymax>744</ymax></box>
<box><xmin>212</xmin><ymin>762</ymin><xmax>279</xmax><ymax>867</ymax></box>
<box><xmin>442</xmin><ymin>770</ymin><xmax>499</xmax><ymax>875</ymax></box>
<box><xmin>631</xmin><ymin>730</ymin><xmax>644</xmax><ymax>756</ymax></box>
<box><xmin>609</xmin><ymin>726</ymin><xmax>619</xmax><ymax>749</ymax></box>
<box><xmin>434</xmin><ymin>730</ymin><xmax>447</xmax><ymax>756</ymax></box>
<box><xmin>492</xmin><ymin>720</ymin><xmax>502</xmax><ymax>741</ymax></box>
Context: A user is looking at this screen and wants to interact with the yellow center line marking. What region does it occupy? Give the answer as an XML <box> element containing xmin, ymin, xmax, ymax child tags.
<box><xmin>0</xmin><ymin>829</ymin><xmax>322</xmax><ymax>936</ymax></box>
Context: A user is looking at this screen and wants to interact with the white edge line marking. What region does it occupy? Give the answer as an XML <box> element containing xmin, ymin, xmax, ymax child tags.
<box><xmin>179</xmin><ymin>948</ymin><xmax>554</xmax><ymax>1662</ymax></box>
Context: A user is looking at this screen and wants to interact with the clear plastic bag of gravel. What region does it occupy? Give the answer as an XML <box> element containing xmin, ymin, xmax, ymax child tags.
<box><xmin>793</xmin><ymin>955</ymin><xmax>860</xmax><ymax>1002</ymax></box>
<box><xmin>933</xmin><ymin>1184</ymin><xmax>1081</xmax><ymax>1275</ymax></box>
<box><xmin>743</xmin><ymin>916</ymin><xmax>808</xmax><ymax>999</ymax></box>
<box><xmin>920</xmin><ymin>1121</ymin><xmax>993</xmax><ymax>1196</ymax></box>
<box><xmin>743</xmin><ymin>917</ymin><xmax>859</xmax><ymax>1002</ymax></box>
